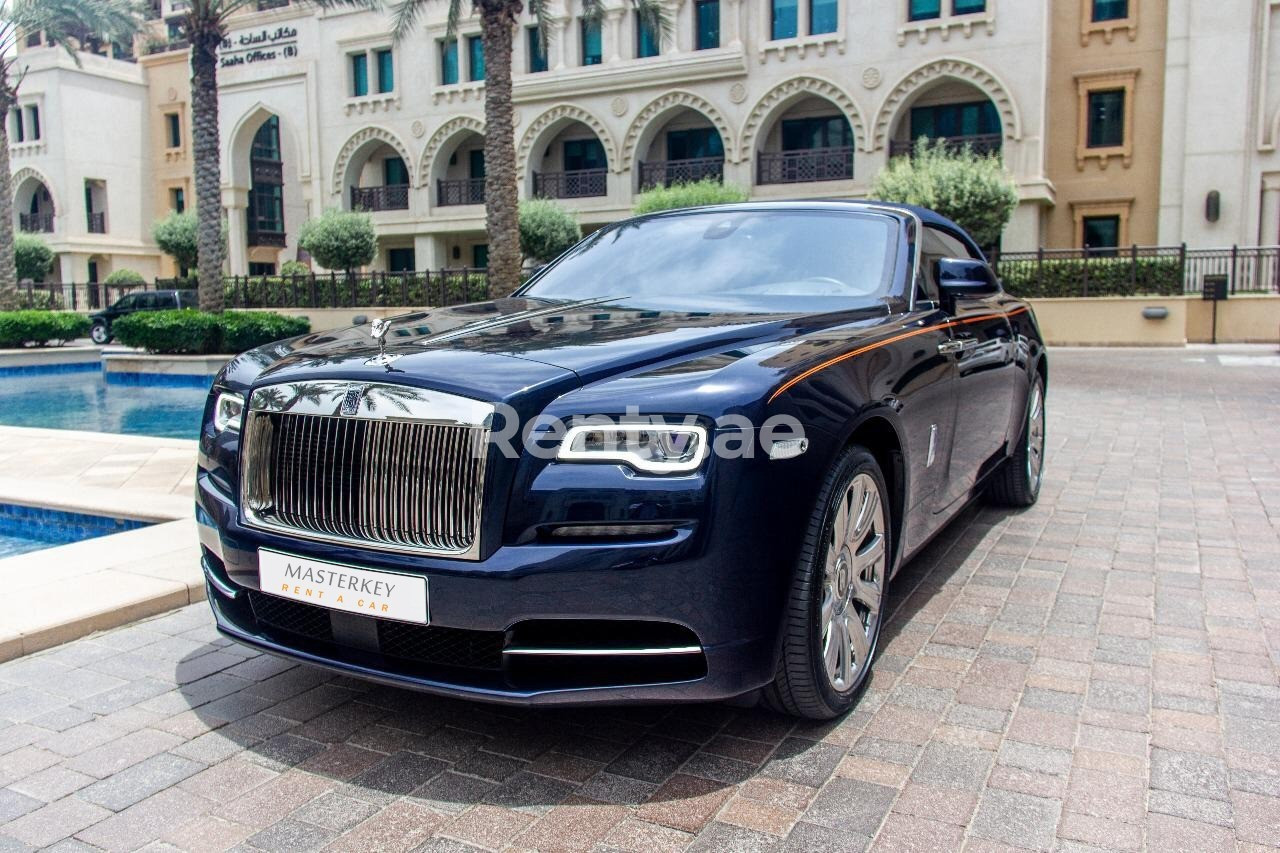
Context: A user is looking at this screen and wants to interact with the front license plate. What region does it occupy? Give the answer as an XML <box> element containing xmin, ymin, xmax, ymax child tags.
<box><xmin>258</xmin><ymin>549</ymin><xmax>429</xmax><ymax>625</ymax></box>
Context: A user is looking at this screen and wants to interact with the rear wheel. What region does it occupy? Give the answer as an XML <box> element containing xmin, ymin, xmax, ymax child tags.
<box><xmin>90</xmin><ymin>321</ymin><xmax>111</xmax><ymax>345</ymax></box>
<box><xmin>987</xmin><ymin>374</ymin><xmax>1045</xmax><ymax>507</ymax></box>
<box><xmin>764</xmin><ymin>446</ymin><xmax>889</xmax><ymax>720</ymax></box>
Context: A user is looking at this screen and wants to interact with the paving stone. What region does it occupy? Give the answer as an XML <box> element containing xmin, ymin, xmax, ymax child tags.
<box><xmin>246</xmin><ymin>817</ymin><xmax>337</xmax><ymax>853</ymax></box>
<box><xmin>0</xmin><ymin>788</ymin><xmax>42</xmax><ymax>822</ymax></box>
<box><xmin>78</xmin><ymin>753</ymin><xmax>203</xmax><ymax>811</ymax></box>
<box><xmin>910</xmin><ymin>742</ymin><xmax>994</xmax><ymax>789</ymax></box>
<box><xmin>970</xmin><ymin>788</ymin><xmax>1062</xmax><ymax>851</ymax></box>
<box><xmin>1150</xmin><ymin>748</ymin><xmax>1230</xmax><ymax>800</ymax></box>
<box><xmin>803</xmin><ymin>778</ymin><xmax>896</xmax><ymax>836</ymax></box>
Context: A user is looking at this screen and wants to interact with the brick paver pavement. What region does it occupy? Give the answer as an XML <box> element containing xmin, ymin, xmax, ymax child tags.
<box><xmin>1</xmin><ymin>346</ymin><xmax>1277</xmax><ymax>852</ymax></box>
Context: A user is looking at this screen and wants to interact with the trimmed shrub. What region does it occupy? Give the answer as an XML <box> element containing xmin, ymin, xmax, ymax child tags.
<box><xmin>15</xmin><ymin>234</ymin><xmax>55</xmax><ymax>282</ymax></box>
<box><xmin>0</xmin><ymin>311</ymin><xmax>91</xmax><ymax>348</ymax></box>
<box><xmin>632</xmin><ymin>178</ymin><xmax>750</xmax><ymax>215</ymax></box>
<box><xmin>104</xmin><ymin>268</ymin><xmax>146</xmax><ymax>286</ymax></box>
<box><xmin>280</xmin><ymin>260</ymin><xmax>310</xmax><ymax>278</ymax></box>
<box><xmin>111</xmin><ymin>310</ymin><xmax>310</xmax><ymax>354</ymax></box>
<box><xmin>16</xmin><ymin>290</ymin><xmax>58</xmax><ymax>310</ymax></box>
<box><xmin>997</xmin><ymin>256</ymin><xmax>1186</xmax><ymax>298</ymax></box>
<box><xmin>872</xmin><ymin>139</ymin><xmax>1019</xmax><ymax>249</ymax></box>
<box><xmin>152</xmin><ymin>211</ymin><xmax>200</xmax><ymax>272</ymax></box>
<box><xmin>519</xmin><ymin>199</ymin><xmax>582</xmax><ymax>263</ymax></box>
<box><xmin>298</xmin><ymin>209</ymin><xmax>377</xmax><ymax>274</ymax></box>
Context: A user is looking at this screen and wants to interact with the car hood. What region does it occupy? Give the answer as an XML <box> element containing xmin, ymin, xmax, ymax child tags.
<box><xmin>222</xmin><ymin>297</ymin><xmax>885</xmax><ymax>405</ymax></box>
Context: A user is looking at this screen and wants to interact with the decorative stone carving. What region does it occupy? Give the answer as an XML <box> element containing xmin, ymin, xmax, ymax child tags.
<box><xmin>411</xmin><ymin>120</ymin><xmax>425</xmax><ymax>139</ymax></box>
<box><xmin>738</xmin><ymin>76</ymin><xmax>866</xmax><ymax>160</ymax></box>
<box><xmin>729</xmin><ymin>82</ymin><xmax>748</xmax><ymax>104</ymax></box>
<box><xmin>330</xmin><ymin>125</ymin><xmax>416</xmax><ymax>192</ymax></box>
<box><xmin>622</xmin><ymin>91</ymin><xmax>737</xmax><ymax>165</ymax></box>
<box><xmin>871</xmin><ymin>57</ymin><xmax>1020</xmax><ymax>152</ymax></box>
<box><xmin>418</xmin><ymin>115</ymin><xmax>485</xmax><ymax>185</ymax></box>
<box><xmin>861</xmin><ymin>68</ymin><xmax>881</xmax><ymax>90</ymax></box>
<box><xmin>166</xmin><ymin>86</ymin><xmax>178</xmax><ymax>101</ymax></box>
<box><xmin>611</xmin><ymin>97</ymin><xmax>628</xmax><ymax>117</ymax></box>
<box><xmin>517</xmin><ymin>104</ymin><xmax>619</xmax><ymax>174</ymax></box>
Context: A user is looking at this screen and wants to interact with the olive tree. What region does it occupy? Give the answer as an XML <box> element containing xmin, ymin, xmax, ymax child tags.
<box><xmin>14</xmin><ymin>233</ymin><xmax>53</xmax><ymax>282</ymax></box>
<box><xmin>152</xmin><ymin>211</ymin><xmax>201</xmax><ymax>273</ymax></box>
<box><xmin>872</xmin><ymin>139</ymin><xmax>1019</xmax><ymax>249</ymax></box>
<box><xmin>519</xmin><ymin>199</ymin><xmax>581</xmax><ymax>264</ymax></box>
<box><xmin>298</xmin><ymin>209</ymin><xmax>377</xmax><ymax>275</ymax></box>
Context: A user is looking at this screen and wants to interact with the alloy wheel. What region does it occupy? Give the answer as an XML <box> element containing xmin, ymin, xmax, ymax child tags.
<box><xmin>820</xmin><ymin>472</ymin><xmax>886</xmax><ymax>692</ymax></box>
<box><xmin>1026</xmin><ymin>381</ymin><xmax>1045</xmax><ymax>493</ymax></box>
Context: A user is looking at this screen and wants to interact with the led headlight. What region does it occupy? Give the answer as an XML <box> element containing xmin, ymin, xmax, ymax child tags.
<box><xmin>557</xmin><ymin>422</ymin><xmax>709</xmax><ymax>474</ymax></box>
<box><xmin>213</xmin><ymin>391</ymin><xmax>245</xmax><ymax>433</ymax></box>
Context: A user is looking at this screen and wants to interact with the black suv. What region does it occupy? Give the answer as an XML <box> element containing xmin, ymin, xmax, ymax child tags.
<box><xmin>89</xmin><ymin>290</ymin><xmax>198</xmax><ymax>344</ymax></box>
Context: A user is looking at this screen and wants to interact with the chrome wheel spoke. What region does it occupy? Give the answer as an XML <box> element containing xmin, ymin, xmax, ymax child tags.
<box><xmin>852</xmin><ymin>485</ymin><xmax>877</xmax><ymax>542</ymax></box>
<box><xmin>855</xmin><ymin>531</ymin><xmax>885</xmax><ymax>574</ymax></box>
<box><xmin>820</xmin><ymin>588</ymin><xmax>835</xmax><ymax>629</ymax></box>
<box><xmin>852</xmin><ymin>576</ymin><xmax>880</xmax><ymax>616</ymax></box>
<box><xmin>832</xmin><ymin>486</ymin><xmax>854</xmax><ymax>546</ymax></box>
<box><xmin>848</xmin><ymin>611</ymin><xmax>870</xmax><ymax>667</ymax></box>
<box><xmin>823</xmin><ymin>621</ymin><xmax>842</xmax><ymax>682</ymax></box>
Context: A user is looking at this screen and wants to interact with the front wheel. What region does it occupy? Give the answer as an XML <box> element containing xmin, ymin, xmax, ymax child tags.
<box><xmin>987</xmin><ymin>373</ymin><xmax>1046</xmax><ymax>507</ymax></box>
<box><xmin>764</xmin><ymin>446</ymin><xmax>889</xmax><ymax>720</ymax></box>
<box><xmin>90</xmin><ymin>321</ymin><xmax>111</xmax><ymax>345</ymax></box>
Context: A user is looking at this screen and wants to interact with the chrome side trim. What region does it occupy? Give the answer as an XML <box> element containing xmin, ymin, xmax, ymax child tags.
<box><xmin>502</xmin><ymin>646</ymin><xmax>704</xmax><ymax>656</ymax></box>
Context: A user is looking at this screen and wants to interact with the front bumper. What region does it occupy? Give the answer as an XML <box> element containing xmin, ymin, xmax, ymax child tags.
<box><xmin>197</xmin><ymin>469</ymin><xmax>791</xmax><ymax>706</ymax></box>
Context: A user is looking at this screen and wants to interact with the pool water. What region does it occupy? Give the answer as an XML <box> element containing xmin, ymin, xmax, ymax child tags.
<box><xmin>0</xmin><ymin>503</ymin><xmax>150</xmax><ymax>558</ymax></box>
<box><xmin>0</xmin><ymin>368</ymin><xmax>210</xmax><ymax>439</ymax></box>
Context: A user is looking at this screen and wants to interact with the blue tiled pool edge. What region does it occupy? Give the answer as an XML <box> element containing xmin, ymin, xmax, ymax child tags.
<box><xmin>104</xmin><ymin>370</ymin><xmax>216</xmax><ymax>388</ymax></box>
<box><xmin>0</xmin><ymin>362</ymin><xmax>100</xmax><ymax>377</ymax></box>
<box><xmin>0</xmin><ymin>502</ymin><xmax>152</xmax><ymax>559</ymax></box>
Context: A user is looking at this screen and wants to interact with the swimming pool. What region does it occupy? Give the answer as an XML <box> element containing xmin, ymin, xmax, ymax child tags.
<box><xmin>0</xmin><ymin>502</ymin><xmax>150</xmax><ymax>558</ymax></box>
<box><xmin>0</xmin><ymin>367</ymin><xmax>210</xmax><ymax>439</ymax></box>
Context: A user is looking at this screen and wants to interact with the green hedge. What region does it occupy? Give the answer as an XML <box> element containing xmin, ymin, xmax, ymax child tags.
<box><xmin>0</xmin><ymin>311</ymin><xmax>91</xmax><ymax>348</ymax></box>
<box><xmin>223</xmin><ymin>273</ymin><xmax>489</xmax><ymax>308</ymax></box>
<box><xmin>998</xmin><ymin>256</ymin><xmax>1185</xmax><ymax>298</ymax></box>
<box><xmin>111</xmin><ymin>310</ymin><xmax>310</xmax><ymax>355</ymax></box>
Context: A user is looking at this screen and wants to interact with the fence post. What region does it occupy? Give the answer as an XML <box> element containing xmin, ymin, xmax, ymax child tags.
<box><xmin>1179</xmin><ymin>243</ymin><xmax>1188</xmax><ymax>293</ymax></box>
<box><xmin>1231</xmin><ymin>244</ymin><xmax>1239</xmax><ymax>294</ymax></box>
<box><xmin>1082</xmin><ymin>250</ymin><xmax>1089</xmax><ymax>298</ymax></box>
<box><xmin>1130</xmin><ymin>244</ymin><xmax>1138</xmax><ymax>292</ymax></box>
<box><xmin>1036</xmin><ymin>246</ymin><xmax>1043</xmax><ymax>292</ymax></box>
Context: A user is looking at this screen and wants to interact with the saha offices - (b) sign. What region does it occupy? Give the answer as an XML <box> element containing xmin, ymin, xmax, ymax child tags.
<box><xmin>219</xmin><ymin>26</ymin><xmax>298</xmax><ymax>69</ymax></box>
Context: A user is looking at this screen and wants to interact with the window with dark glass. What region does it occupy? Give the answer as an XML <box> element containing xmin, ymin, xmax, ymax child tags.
<box><xmin>248</xmin><ymin>117</ymin><xmax>284</xmax><ymax>238</ymax></box>
<box><xmin>26</xmin><ymin>106</ymin><xmax>39</xmax><ymax>140</ymax></box>
<box><xmin>350</xmin><ymin>53</ymin><xmax>368</xmax><ymax>96</ymax></box>
<box><xmin>781</xmin><ymin>115</ymin><xmax>853</xmax><ymax>150</ymax></box>
<box><xmin>25</xmin><ymin>31</ymin><xmax>40</xmax><ymax>47</ymax></box>
<box><xmin>1087</xmin><ymin>89</ymin><xmax>1125</xmax><ymax>148</ymax></box>
<box><xmin>581</xmin><ymin>19</ymin><xmax>602</xmax><ymax>64</ymax></box>
<box><xmin>908</xmin><ymin>0</ymin><xmax>941</xmax><ymax>20</ymax></box>
<box><xmin>376</xmin><ymin>48</ymin><xmax>394</xmax><ymax>93</ymax></box>
<box><xmin>1083</xmin><ymin>216</ymin><xmax>1120</xmax><ymax>253</ymax></box>
<box><xmin>383</xmin><ymin>156</ymin><xmax>409</xmax><ymax>187</ymax></box>
<box><xmin>528</xmin><ymin>27</ymin><xmax>548</xmax><ymax>73</ymax></box>
<box><xmin>810</xmin><ymin>0</ymin><xmax>838</xmax><ymax>34</ymax></box>
<box><xmin>440</xmin><ymin>39</ymin><xmax>459</xmax><ymax>84</ymax></box>
<box><xmin>695</xmin><ymin>0</ymin><xmax>719</xmax><ymax>49</ymax></box>
<box><xmin>469</xmin><ymin>149</ymin><xmax>486</xmax><ymax>179</ymax></box>
<box><xmin>248</xmin><ymin>262</ymin><xmax>276</xmax><ymax>276</ymax></box>
<box><xmin>564</xmin><ymin>138</ymin><xmax>606</xmax><ymax>171</ymax></box>
<box><xmin>472</xmin><ymin>244</ymin><xmax>489</xmax><ymax>268</ymax></box>
<box><xmin>467</xmin><ymin>35</ymin><xmax>485</xmax><ymax>81</ymax></box>
<box><xmin>910</xmin><ymin>100</ymin><xmax>1000</xmax><ymax>139</ymax></box>
<box><xmin>637</xmin><ymin>12</ymin><xmax>660</xmax><ymax>57</ymax></box>
<box><xmin>666</xmin><ymin>127</ymin><xmax>723</xmax><ymax>160</ymax></box>
<box><xmin>388</xmin><ymin>247</ymin><xmax>415</xmax><ymax>272</ymax></box>
<box><xmin>1092</xmin><ymin>0</ymin><xmax>1128</xmax><ymax>22</ymax></box>
<box><xmin>953</xmin><ymin>0</ymin><xmax>985</xmax><ymax>13</ymax></box>
<box><xmin>771</xmin><ymin>0</ymin><xmax>798</xmax><ymax>38</ymax></box>
<box><xmin>165</xmin><ymin>112</ymin><xmax>181</xmax><ymax>148</ymax></box>
<box><xmin>170</xmin><ymin>187</ymin><xmax>185</xmax><ymax>213</ymax></box>
<box><xmin>10</xmin><ymin>108</ymin><xmax>22</xmax><ymax>143</ymax></box>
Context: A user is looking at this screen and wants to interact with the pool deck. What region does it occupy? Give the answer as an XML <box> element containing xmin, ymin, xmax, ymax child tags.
<box><xmin>0</xmin><ymin>426</ymin><xmax>201</xmax><ymax>662</ymax></box>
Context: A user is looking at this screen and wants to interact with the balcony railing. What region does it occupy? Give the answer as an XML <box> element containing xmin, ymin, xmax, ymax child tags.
<box><xmin>256</xmin><ymin>0</ymin><xmax>289</xmax><ymax>9</ymax></box>
<box><xmin>889</xmin><ymin>134</ymin><xmax>1003</xmax><ymax>159</ymax></box>
<box><xmin>19</xmin><ymin>212</ymin><xmax>54</xmax><ymax>233</ymax></box>
<box><xmin>534</xmin><ymin>169</ymin><xmax>607</xmax><ymax>199</ymax></box>
<box><xmin>87</xmin><ymin>212</ymin><xmax>106</xmax><ymax>234</ymax></box>
<box><xmin>351</xmin><ymin>184</ymin><xmax>409</xmax><ymax>212</ymax></box>
<box><xmin>757</xmin><ymin>147</ymin><xmax>854</xmax><ymax>185</ymax></box>
<box><xmin>437</xmin><ymin>177</ymin><xmax>486</xmax><ymax>206</ymax></box>
<box><xmin>144</xmin><ymin>39</ymin><xmax>189</xmax><ymax>55</ymax></box>
<box><xmin>248</xmin><ymin>229</ymin><xmax>286</xmax><ymax>247</ymax></box>
<box><xmin>639</xmin><ymin>157</ymin><xmax>724</xmax><ymax>190</ymax></box>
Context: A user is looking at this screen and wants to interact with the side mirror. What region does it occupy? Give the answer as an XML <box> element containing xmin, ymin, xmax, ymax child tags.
<box><xmin>936</xmin><ymin>258</ymin><xmax>999</xmax><ymax>297</ymax></box>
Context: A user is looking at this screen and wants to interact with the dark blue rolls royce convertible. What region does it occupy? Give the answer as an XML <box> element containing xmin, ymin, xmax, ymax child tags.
<box><xmin>197</xmin><ymin>201</ymin><xmax>1047</xmax><ymax>719</ymax></box>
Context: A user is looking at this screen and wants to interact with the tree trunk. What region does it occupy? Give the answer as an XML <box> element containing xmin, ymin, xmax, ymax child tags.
<box><xmin>191</xmin><ymin>29</ymin><xmax>226</xmax><ymax>313</ymax></box>
<box><xmin>480</xmin><ymin>6</ymin><xmax>521</xmax><ymax>300</ymax></box>
<box><xmin>0</xmin><ymin>96</ymin><xmax>18</xmax><ymax>311</ymax></box>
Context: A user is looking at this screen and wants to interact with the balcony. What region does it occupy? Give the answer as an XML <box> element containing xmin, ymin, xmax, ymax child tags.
<box><xmin>256</xmin><ymin>0</ymin><xmax>289</xmax><ymax>9</ymax></box>
<box><xmin>889</xmin><ymin>134</ymin><xmax>1003</xmax><ymax>159</ymax></box>
<box><xmin>248</xmin><ymin>229</ymin><xmax>286</xmax><ymax>248</ymax></box>
<box><xmin>350</xmin><ymin>184</ymin><xmax>409</xmax><ymax>212</ymax></box>
<box><xmin>87</xmin><ymin>212</ymin><xmax>106</xmax><ymax>234</ymax></box>
<box><xmin>437</xmin><ymin>178</ymin><xmax>486</xmax><ymax>207</ymax></box>
<box><xmin>533</xmin><ymin>169</ymin><xmax>607</xmax><ymax>200</ymax></box>
<box><xmin>757</xmin><ymin>147</ymin><xmax>854</xmax><ymax>185</ymax></box>
<box><xmin>19</xmin><ymin>212</ymin><xmax>54</xmax><ymax>233</ymax></box>
<box><xmin>638</xmin><ymin>157</ymin><xmax>724</xmax><ymax>190</ymax></box>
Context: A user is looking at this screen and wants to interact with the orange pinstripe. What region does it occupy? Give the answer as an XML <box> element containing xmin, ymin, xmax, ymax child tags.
<box><xmin>767</xmin><ymin>306</ymin><xmax>1030</xmax><ymax>404</ymax></box>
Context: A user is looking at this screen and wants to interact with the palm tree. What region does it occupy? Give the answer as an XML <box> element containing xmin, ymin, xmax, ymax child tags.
<box><xmin>176</xmin><ymin>0</ymin><xmax>373</xmax><ymax>314</ymax></box>
<box><xmin>0</xmin><ymin>0</ymin><xmax>138</xmax><ymax>310</ymax></box>
<box><xmin>390</xmin><ymin>0</ymin><xmax>669</xmax><ymax>300</ymax></box>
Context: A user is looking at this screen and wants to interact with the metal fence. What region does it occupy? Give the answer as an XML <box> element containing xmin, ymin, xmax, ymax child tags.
<box><xmin>992</xmin><ymin>245</ymin><xmax>1280</xmax><ymax>298</ymax></box>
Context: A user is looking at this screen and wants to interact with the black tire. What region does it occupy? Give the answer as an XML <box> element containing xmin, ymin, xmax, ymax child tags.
<box><xmin>987</xmin><ymin>373</ymin><xmax>1046</xmax><ymax>507</ymax></box>
<box><xmin>763</xmin><ymin>445</ymin><xmax>890</xmax><ymax>720</ymax></box>
<box><xmin>90</xmin><ymin>321</ymin><xmax>111</xmax><ymax>345</ymax></box>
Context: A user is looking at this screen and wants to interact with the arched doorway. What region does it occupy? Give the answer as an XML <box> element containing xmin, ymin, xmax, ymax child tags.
<box><xmin>634</xmin><ymin>106</ymin><xmax>725</xmax><ymax>190</ymax></box>
<box><xmin>888</xmin><ymin>80</ymin><xmax>1002</xmax><ymax>159</ymax></box>
<box><xmin>521</xmin><ymin>107</ymin><xmax>614</xmax><ymax>200</ymax></box>
<box><xmin>247</xmin><ymin>116</ymin><xmax>286</xmax><ymax>253</ymax></box>
<box><xmin>744</xmin><ymin>80</ymin><xmax>861</xmax><ymax>187</ymax></box>
<box><xmin>334</xmin><ymin>128</ymin><xmax>413</xmax><ymax>213</ymax></box>
<box><xmin>428</xmin><ymin>125</ymin><xmax>486</xmax><ymax>208</ymax></box>
<box><xmin>13</xmin><ymin>172</ymin><xmax>55</xmax><ymax>234</ymax></box>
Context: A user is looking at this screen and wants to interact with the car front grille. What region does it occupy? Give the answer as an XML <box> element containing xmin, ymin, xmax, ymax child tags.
<box><xmin>240</xmin><ymin>389</ymin><xmax>490</xmax><ymax>557</ymax></box>
<box><xmin>247</xmin><ymin>589</ymin><xmax>334</xmax><ymax>643</ymax></box>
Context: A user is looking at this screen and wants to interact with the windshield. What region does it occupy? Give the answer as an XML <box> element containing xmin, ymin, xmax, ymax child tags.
<box><xmin>522</xmin><ymin>208</ymin><xmax>899</xmax><ymax>309</ymax></box>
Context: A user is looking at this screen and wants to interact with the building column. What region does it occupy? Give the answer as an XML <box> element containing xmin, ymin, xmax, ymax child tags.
<box><xmin>414</xmin><ymin>233</ymin><xmax>445</xmax><ymax>271</ymax></box>
<box><xmin>723</xmin><ymin>0</ymin><xmax>743</xmax><ymax>48</ymax></box>
<box><xmin>223</xmin><ymin>186</ymin><xmax>249</xmax><ymax>276</ymax></box>
<box><xmin>604</xmin><ymin>8</ymin><xmax>624</xmax><ymax>63</ymax></box>
<box><xmin>552</xmin><ymin>16</ymin><xmax>569</xmax><ymax>70</ymax></box>
<box><xmin>1260</xmin><ymin>174</ymin><xmax>1280</xmax><ymax>245</ymax></box>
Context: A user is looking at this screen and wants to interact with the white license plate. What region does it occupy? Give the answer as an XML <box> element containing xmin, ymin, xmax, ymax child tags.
<box><xmin>258</xmin><ymin>549</ymin><xmax>429</xmax><ymax>625</ymax></box>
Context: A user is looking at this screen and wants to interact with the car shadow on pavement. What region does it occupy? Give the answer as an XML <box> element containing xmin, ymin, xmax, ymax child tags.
<box><xmin>174</xmin><ymin>502</ymin><xmax>997</xmax><ymax>818</ymax></box>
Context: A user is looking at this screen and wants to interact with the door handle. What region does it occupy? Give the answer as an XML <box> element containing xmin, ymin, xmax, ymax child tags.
<box><xmin>938</xmin><ymin>338</ymin><xmax>978</xmax><ymax>354</ymax></box>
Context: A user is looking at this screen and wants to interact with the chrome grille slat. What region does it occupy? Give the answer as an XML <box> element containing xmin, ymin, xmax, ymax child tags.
<box><xmin>240</xmin><ymin>382</ymin><xmax>490</xmax><ymax>558</ymax></box>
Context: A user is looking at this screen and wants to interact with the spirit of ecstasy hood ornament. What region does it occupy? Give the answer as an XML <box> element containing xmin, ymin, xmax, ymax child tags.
<box><xmin>365</xmin><ymin>317</ymin><xmax>400</xmax><ymax>367</ymax></box>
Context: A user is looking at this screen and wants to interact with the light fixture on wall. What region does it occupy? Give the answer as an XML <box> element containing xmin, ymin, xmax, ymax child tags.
<box><xmin>452</xmin><ymin>246</ymin><xmax>461</xmax><ymax>260</ymax></box>
<box><xmin>1205</xmin><ymin>190</ymin><xmax>1221</xmax><ymax>223</ymax></box>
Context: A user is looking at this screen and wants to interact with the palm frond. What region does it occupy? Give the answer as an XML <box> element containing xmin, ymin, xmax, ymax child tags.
<box><xmin>579</xmin><ymin>0</ymin><xmax>605</xmax><ymax>26</ymax></box>
<box><xmin>12</xmin><ymin>0</ymin><xmax>141</xmax><ymax>62</ymax></box>
<box><xmin>527</xmin><ymin>0</ymin><xmax>551</xmax><ymax>53</ymax></box>
<box><xmin>388</xmin><ymin>0</ymin><xmax>460</xmax><ymax>42</ymax></box>
<box><xmin>633</xmin><ymin>0</ymin><xmax>672</xmax><ymax>47</ymax></box>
